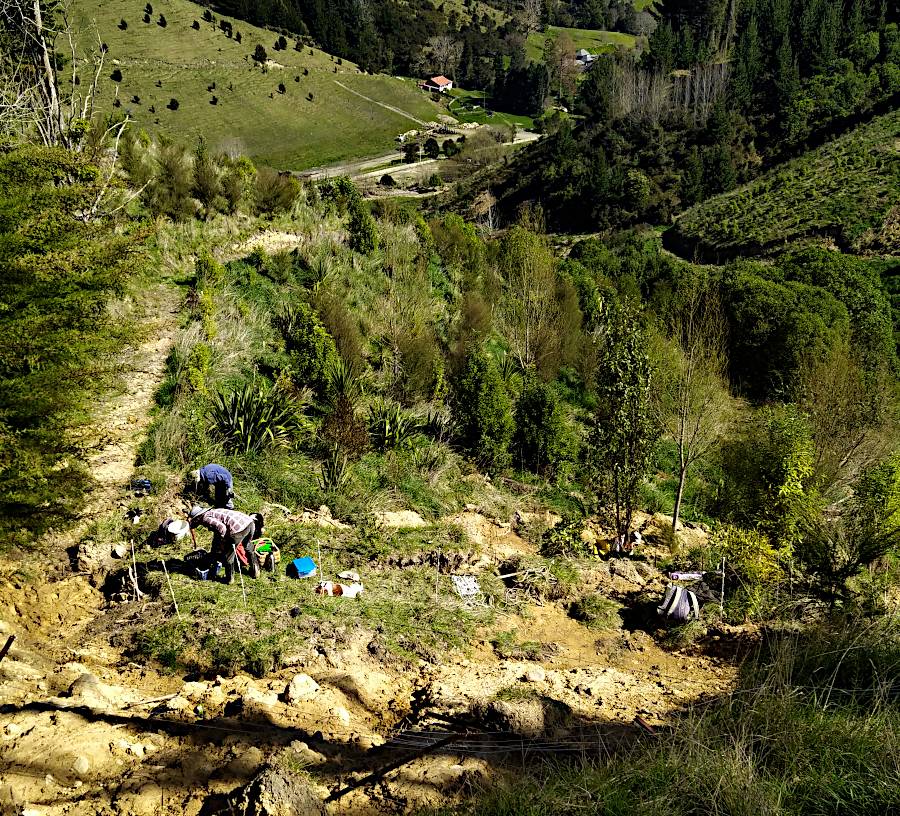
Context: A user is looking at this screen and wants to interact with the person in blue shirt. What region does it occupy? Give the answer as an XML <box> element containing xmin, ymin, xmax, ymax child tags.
<box><xmin>188</xmin><ymin>463</ymin><xmax>235</xmax><ymax>509</ymax></box>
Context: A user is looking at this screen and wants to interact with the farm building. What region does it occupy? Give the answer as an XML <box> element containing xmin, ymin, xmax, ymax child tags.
<box><xmin>422</xmin><ymin>75</ymin><xmax>453</xmax><ymax>93</ymax></box>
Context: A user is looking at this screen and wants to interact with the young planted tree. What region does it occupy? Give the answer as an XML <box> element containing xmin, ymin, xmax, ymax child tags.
<box><xmin>590</xmin><ymin>301</ymin><xmax>659</xmax><ymax>543</ymax></box>
<box><xmin>654</xmin><ymin>285</ymin><xmax>732</xmax><ymax>530</ymax></box>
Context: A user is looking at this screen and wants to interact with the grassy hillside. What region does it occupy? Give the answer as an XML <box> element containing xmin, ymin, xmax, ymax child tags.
<box><xmin>526</xmin><ymin>26</ymin><xmax>638</xmax><ymax>62</ymax></box>
<box><xmin>70</xmin><ymin>0</ymin><xmax>444</xmax><ymax>169</ymax></box>
<box><xmin>667</xmin><ymin>108</ymin><xmax>900</xmax><ymax>261</ymax></box>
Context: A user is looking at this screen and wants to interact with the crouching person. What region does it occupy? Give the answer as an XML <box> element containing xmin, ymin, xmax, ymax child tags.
<box><xmin>188</xmin><ymin>464</ymin><xmax>235</xmax><ymax>509</ymax></box>
<box><xmin>188</xmin><ymin>505</ymin><xmax>259</xmax><ymax>583</ymax></box>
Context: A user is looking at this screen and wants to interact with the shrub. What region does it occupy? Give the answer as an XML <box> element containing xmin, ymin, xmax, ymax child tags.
<box><xmin>110</xmin><ymin>68</ymin><xmax>122</xmax><ymax>82</ymax></box>
<box><xmin>452</xmin><ymin>346</ymin><xmax>515</xmax><ymax>471</ymax></box>
<box><xmin>395</xmin><ymin>326</ymin><xmax>441</xmax><ymax>402</ymax></box>
<box><xmin>541</xmin><ymin>518</ymin><xmax>597</xmax><ymax>557</ymax></box>
<box><xmin>211</xmin><ymin>383</ymin><xmax>302</xmax><ymax>454</ymax></box>
<box><xmin>321</xmin><ymin>358</ymin><xmax>368</xmax><ymax>457</ymax></box>
<box><xmin>167</xmin><ymin>98</ymin><xmax>179</xmax><ymax>110</ymax></box>
<box><xmin>147</xmin><ymin>139</ymin><xmax>194</xmax><ymax>220</ymax></box>
<box><xmin>347</xmin><ymin>197</ymin><xmax>378</xmax><ymax>253</ymax></box>
<box><xmin>143</xmin><ymin>12</ymin><xmax>150</xmax><ymax>23</ymax></box>
<box><xmin>367</xmin><ymin>401</ymin><xmax>421</xmax><ymax>452</ymax></box>
<box><xmin>275</xmin><ymin>301</ymin><xmax>339</xmax><ymax>396</ymax></box>
<box><xmin>191</xmin><ymin>20</ymin><xmax>200</xmax><ymax>30</ymax></box>
<box><xmin>194</xmin><ymin>249</ymin><xmax>225</xmax><ymax>287</ymax></box>
<box><xmin>513</xmin><ymin>376</ymin><xmax>575</xmax><ymax>476</ymax></box>
<box><xmin>314</xmin><ymin>292</ymin><xmax>365</xmax><ymax>371</ymax></box>
<box><xmin>719</xmin><ymin>404</ymin><xmax>819</xmax><ymax>556</ymax></box>
<box><xmin>277</xmin><ymin>82</ymin><xmax>286</xmax><ymax>94</ymax></box>
<box><xmin>253</xmin><ymin>44</ymin><xmax>268</xmax><ymax>63</ymax></box>
<box><xmin>798</xmin><ymin>456</ymin><xmax>900</xmax><ymax>598</ymax></box>
<box><xmin>254</xmin><ymin>167</ymin><xmax>300</xmax><ymax>214</ymax></box>
<box><xmin>568</xmin><ymin>594</ymin><xmax>621</xmax><ymax>629</ymax></box>
<box><xmin>157</xmin><ymin>14</ymin><xmax>167</xmax><ymax>27</ymax></box>
<box><xmin>379</xmin><ymin>173</ymin><xmax>396</xmax><ymax>187</ymax></box>
<box><xmin>710</xmin><ymin>524</ymin><xmax>785</xmax><ymax>620</ymax></box>
<box><xmin>184</xmin><ymin>342</ymin><xmax>212</xmax><ymax>392</ymax></box>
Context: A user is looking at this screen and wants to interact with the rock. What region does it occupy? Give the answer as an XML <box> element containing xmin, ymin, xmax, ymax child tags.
<box><xmin>323</xmin><ymin>670</ymin><xmax>392</xmax><ymax>711</ymax></box>
<box><xmin>180</xmin><ymin>681</ymin><xmax>209</xmax><ymax>700</ymax></box>
<box><xmin>76</xmin><ymin>538</ymin><xmax>115</xmax><ymax>577</ymax></box>
<box><xmin>633</xmin><ymin>561</ymin><xmax>659</xmax><ymax>580</ymax></box>
<box><xmin>624</xmin><ymin>631</ymin><xmax>654</xmax><ymax>652</ymax></box>
<box><xmin>285</xmin><ymin>674</ymin><xmax>320</xmax><ymax>703</ymax></box>
<box><xmin>165</xmin><ymin>695</ymin><xmax>191</xmax><ymax>712</ymax></box>
<box><xmin>68</xmin><ymin>673</ymin><xmax>123</xmax><ymax>710</ymax></box>
<box><xmin>523</xmin><ymin>667</ymin><xmax>546</xmax><ymax>683</ymax></box>
<box><xmin>481</xmin><ymin>697</ymin><xmax>572</xmax><ymax>739</ymax></box>
<box><xmin>111</xmin><ymin>543</ymin><xmax>128</xmax><ymax>559</ymax></box>
<box><xmin>226</xmin><ymin>746</ymin><xmax>265</xmax><ymax>780</ymax></box>
<box><xmin>5</xmin><ymin>722</ymin><xmax>23</xmax><ymax>737</ymax></box>
<box><xmin>244</xmin><ymin>685</ymin><xmax>280</xmax><ymax>709</ymax></box>
<box><xmin>287</xmin><ymin>741</ymin><xmax>327</xmax><ymax>766</ymax></box>
<box><xmin>333</xmin><ymin>705</ymin><xmax>352</xmax><ymax>726</ymax></box>
<box><xmin>374</xmin><ymin>510</ymin><xmax>428</xmax><ymax>529</ymax></box>
<box><xmin>609</xmin><ymin>559</ymin><xmax>645</xmax><ymax>586</ymax></box>
<box><xmin>72</xmin><ymin>755</ymin><xmax>90</xmax><ymax>778</ymax></box>
<box><xmin>0</xmin><ymin>658</ymin><xmax>43</xmax><ymax>682</ymax></box>
<box><xmin>229</xmin><ymin>765</ymin><xmax>326</xmax><ymax>816</ymax></box>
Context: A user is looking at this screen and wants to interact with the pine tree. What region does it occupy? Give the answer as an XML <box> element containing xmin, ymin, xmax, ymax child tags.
<box><xmin>817</xmin><ymin>0</ymin><xmax>842</xmax><ymax>68</ymax></box>
<box><xmin>680</xmin><ymin>146</ymin><xmax>704</xmax><ymax>205</ymax></box>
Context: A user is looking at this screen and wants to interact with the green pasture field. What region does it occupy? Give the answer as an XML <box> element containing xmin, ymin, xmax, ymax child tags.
<box><xmin>446</xmin><ymin>88</ymin><xmax>535</xmax><ymax>129</ymax></box>
<box><xmin>526</xmin><ymin>26</ymin><xmax>638</xmax><ymax>62</ymax></box>
<box><xmin>671</xmin><ymin>108</ymin><xmax>900</xmax><ymax>257</ymax></box>
<box><xmin>69</xmin><ymin>0</ymin><xmax>444</xmax><ymax>169</ymax></box>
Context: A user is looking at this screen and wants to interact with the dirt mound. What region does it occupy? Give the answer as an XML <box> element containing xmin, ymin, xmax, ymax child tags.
<box><xmin>227</xmin><ymin>766</ymin><xmax>325</xmax><ymax>816</ymax></box>
<box><xmin>446</xmin><ymin>511</ymin><xmax>534</xmax><ymax>558</ymax></box>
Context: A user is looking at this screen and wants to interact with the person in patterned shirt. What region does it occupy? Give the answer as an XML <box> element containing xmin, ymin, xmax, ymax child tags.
<box><xmin>188</xmin><ymin>505</ymin><xmax>259</xmax><ymax>583</ymax></box>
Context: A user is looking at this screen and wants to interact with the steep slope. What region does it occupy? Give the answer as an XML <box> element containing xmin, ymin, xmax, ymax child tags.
<box><xmin>69</xmin><ymin>0</ymin><xmax>445</xmax><ymax>169</ymax></box>
<box><xmin>666</xmin><ymin>107</ymin><xmax>900</xmax><ymax>262</ymax></box>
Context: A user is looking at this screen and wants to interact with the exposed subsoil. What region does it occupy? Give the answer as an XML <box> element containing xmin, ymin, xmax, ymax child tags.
<box><xmin>0</xmin><ymin>276</ymin><xmax>744</xmax><ymax>816</ymax></box>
